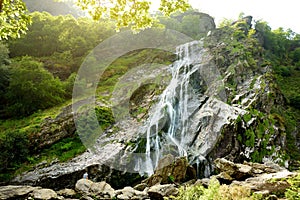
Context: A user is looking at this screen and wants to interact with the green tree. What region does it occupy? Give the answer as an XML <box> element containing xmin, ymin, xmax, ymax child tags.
<box><xmin>0</xmin><ymin>43</ymin><xmax>10</xmax><ymax>117</ymax></box>
<box><xmin>0</xmin><ymin>130</ymin><xmax>29</xmax><ymax>172</ymax></box>
<box><xmin>76</xmin><ymin>0</ymin><xmax>190</xmax><ymax>31</ymax></box>
<box><xmin>5</xmin><ymin>57</ymin><xmax>65</xmax><ymax>117</ymax></box>
<box><xmin>0</xmin><ymin>0</ymin><xmax>31</xmax><ymax>40</ymax></box>
<box><xmin>1</xmin><ymin>0</ymin><xmax>190</xmax><ymax>39</ymax></box>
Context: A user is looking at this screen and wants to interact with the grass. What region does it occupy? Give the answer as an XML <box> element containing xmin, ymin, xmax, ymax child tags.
<box><xmin>0</xmin><ymin>100</ymin><xmax>72</xmax><ymax>135</ymax></box>
<box><xmin>15</xmin><ymin>135</ymin><xmax>86</xmax><ymax>176</ymax></box>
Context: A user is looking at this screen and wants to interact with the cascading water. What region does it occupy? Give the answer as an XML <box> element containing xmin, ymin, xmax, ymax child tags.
<box><xmin>141</xmin><ymin>40</ymin><xmax>205</xmax><ymax>175</ymax></box>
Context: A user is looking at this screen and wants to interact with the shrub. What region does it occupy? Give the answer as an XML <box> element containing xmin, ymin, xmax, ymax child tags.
<box><xmin>5</xmin><ymin>57</ymin><xmax>65</xmax><ymax>117</ymax></box>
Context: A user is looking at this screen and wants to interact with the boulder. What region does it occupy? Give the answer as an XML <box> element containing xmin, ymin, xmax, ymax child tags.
<box><xmin>148</xmin><ymin>184</ymin><xmax>178</xmax><ymax>200</ymax></box>
<box><xmin>214</xmin><ymin>158</ymin><xmax>252</xmax><ymax>180</ymax></box>
<box><xmin>214</xmin><ymin>158</ymin><xmax>288</xmax><ymax>182</ymax></box>
<box><xmin>56</xmin><ymin>188</ymin><xmax>77</xmax><ymax>198</ymax></box>
<box><xmin>114</xmin><ymin>186</ymin><xmax>148</xmax><ymax>200</ymax></box>
<box><xmin>0</xmin><ymin>185</ymin><xmax>39</xmax><ymax>200</ymax></box>
<box><xmin>232</xmin><ymin>170</ymin><xmax>297</xmax><ymax>194</ymax></box>
<box><xmin>30</xmin><ymin>188</ymin><xmax>58</xmax><ymax>200</ymax></box>
<box><xmin>75</xmin><ymin>179</ymin><xmax>93</xmax><ymax>194</ymax></box>
<box><xmin>145</xmin><ymin>155</ymin><xmax>190</xmax><ymax>186</ymax></box>
<box><xmin>133</xmin><ymin>183</ymin><xmax>148</xmax><ymax>191</ymax></box>
<box><xmin>75</xmin><ymin>179</ymin><xmax>115</xmax><ymax>198</ymax></box>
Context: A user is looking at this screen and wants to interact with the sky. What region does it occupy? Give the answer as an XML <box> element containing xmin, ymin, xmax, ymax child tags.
<box><xmin>154</xmin><ymin>0</ymin><xmax>300</xmax><ymax>33</ymax></box>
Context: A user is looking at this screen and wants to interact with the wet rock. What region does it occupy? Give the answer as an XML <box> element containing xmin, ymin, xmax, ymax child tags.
<box><xmin>30</xmin><ymin>188</ymin><xmax>58</xmax><ymax>200</ymax></box>
<box><xmin>0</xmin><ymin>185</ymin><xmax>39</xmax><ymax>200</ymax></box>
<box><xmin>75</xmin><ymin>179</ymin><xmax>115</xmax><ymax>199</ymax></box>
<box><xmin>148</xmin><ymin>184</ymin><xmax>178</xmax><ymax>200</ymax></box>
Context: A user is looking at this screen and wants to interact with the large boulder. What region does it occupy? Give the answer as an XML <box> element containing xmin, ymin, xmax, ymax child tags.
<box><xmin>144</xmin><ymin>155</ymin><xmax>194</xmax><ymax>186</ymax></box>
<box><xmin>214</xmin><ymin>158</ymin><xmax>288</xmax><ymax>181</ymax></box>
<box><xmin>232</xmin><ymin>170</ymin><xmax>297</xmax><ymax>196</ymax></box>
<box><xmin>114</xmin><ymin>186</ymin><xmax>148</xmax><ymax>200</ymax></box>
<box><xmin>0</xmin><ymin>185</ymin><xmax>39</xmax><ymax>200</ymax></box>
<box><xmin>75</xmin><ymin>179</ymin><xmax>115</xmax><ymax>199</ymax></box>
<box><xmin>56</xmin><ymin>188</ymin><xmax>77</xmax><ymax>198</ymax></box>
<box><xmin>147</xmin><ymin>184</ymin><xmax>178</xmax><ymax>200</ymax></box>
<box><xmin>30</xmin><ymin>188</ymin><xmax>58</xmax><ymax>200</ymax></box>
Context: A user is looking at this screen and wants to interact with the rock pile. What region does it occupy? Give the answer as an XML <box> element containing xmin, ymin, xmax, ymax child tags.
<box><xmin>0</xmin><ymin>157</ymin><xmax>297</xmax><ymax>200</ymax></box>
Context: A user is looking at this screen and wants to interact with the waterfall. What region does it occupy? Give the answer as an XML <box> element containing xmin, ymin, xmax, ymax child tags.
<box><xmin>142</xmin><ymin>40</ymin><xmax>205</xmax><ymax>175</ymax></box>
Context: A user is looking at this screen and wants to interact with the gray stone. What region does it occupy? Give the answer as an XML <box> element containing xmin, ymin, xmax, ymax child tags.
<box><xmin>232</xmin><ymin>170</ymin><xmax>297</xmax><ymax>194</ymax></box>
<box><xmin>145</xmin><ymin>155</ymin><xmax>189</xmax><ymax>186</ymax></box>
<box><xmin>30</xmin><ymin>188</ymin><xmax>58</xmax><ymax>200</ymax></box>
<box><xmin>214</xmin><ymin>158</ymin><xmax>253</xmax><ymax>180</ymax></box>
<box><xmin>57</xmin><ymin>188</ymin><xmax>77</xmax><ymax>197</ymax></box>
<box><xmin>115</xmin><ymin>186</ymin><xmax>149</xmax><ymax>200</ymax></box>
<box><xmin>0</xmin><ymin>185</ymin><xmax>39</xmax><ymax>200</ymax></box>
<box><xmin>75</xmin><ymin>179</ymin><xmax>115</xmax><ymax>198</ymax></box>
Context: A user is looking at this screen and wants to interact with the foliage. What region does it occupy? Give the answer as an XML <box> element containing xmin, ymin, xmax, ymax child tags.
<box><xmin>5</xmin><ymin>57</ymin><xmax>65</xmax><ymax>117</ymax></box>
<box><xmin>0</xmin><ymin>130</ymin><xmax>29</xmax><ymax>173</ymax></box>
<box><xmin>172</xmin><ymin>178</ymin><xmax>253</xmax><ymax>200</ymax></box>
<box><xmin>172</xmin><ymin>174</ymin><xmax>300</xmax><ymax>200</ymax></box>
<box><xmin>0</xmin><ymin>43</ymin><xmax>10</xmax><ymax>116</ymax></box>
<box><xmin>239</xmin><ymin>109</ymin><xmax>279</xmax><ymax>162</ymax></box>
<box><xmin>8</xmin><ymin>12</ymin><xmax>114</xmax><ymax>58</ymax></box>
<box><xmin>0</xmin><ymin>0</ymin><xmax>31</xmax><ymax>40</ymax></box>
<box><xmin>95</xmin><ymin>106</ymin><xmax>115</xmax><ymax>130</ymax></box>
<box><xmin>285</xmin><ymin>173</ymin><xmax>300</xmax><ymax>200</ymax></box>
<box><xmin>76</xmin><ymin>0</ymin><xmax>190</xmax><ymax>32</ymax></box>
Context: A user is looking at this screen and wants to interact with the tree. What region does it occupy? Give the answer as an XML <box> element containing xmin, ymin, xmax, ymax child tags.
<box><xmin>5</xmin><ymin>57</ymin><xmax>65</xmax><ymax>117</ymax></box>
<box><xmin>0</xmin><ymin>0</ymin><xmax>31</xmax><ymax>40</ymax></box>
<box><xmin>0</xmin><ymin>43</ymin><xmax>10</xmax><ymax>117</ymax></box>
<box><xmin>1</xmin><ymin>0</ymin><xmax>190</xmax><ymax>39</ymax></box>
<box><xmin>76</xmin><ymin>0</ymin><xmax>190</xmax><ymax>31</ymax></box>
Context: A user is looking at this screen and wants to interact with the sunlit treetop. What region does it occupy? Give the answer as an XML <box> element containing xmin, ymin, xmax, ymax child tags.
<box><xmin>0</xmin><ymin>0</ymin><xmax>189</xmax><ymax>40</ymax></box>
<box><xmin>0</xmin><ymin>0</ymin><xmax>31</xmax><ymax>40</ymax></box>
<box><xmin>76</xmin><ymin>0</ymin><xmax>190</xmax><ymax>32</ymax></box>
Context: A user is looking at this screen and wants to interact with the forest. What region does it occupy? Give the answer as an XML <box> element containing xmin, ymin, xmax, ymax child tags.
<box><xmin>0</xmin><ymin>2</ymin><xmax>300</xmax><ymax>198</ymax></box>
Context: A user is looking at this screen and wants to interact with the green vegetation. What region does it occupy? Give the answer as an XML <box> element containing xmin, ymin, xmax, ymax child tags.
<box><xmin>0</xmin><ymin>0</ymin><xmax>31</xmax><ymax>40</ymax></box>
<box><xmin>242</xmin><ymin>109</ymin><xmax>278</xmax><ymax>162</ymax></box>
<box><xmin>5</xmin><ymin>57</ymin><xmax>65</xmax><ymax>117</ymax></box>
<box><xmin>254</xmin><ymin>21</ymin><xmax>300</xmax><ymax>165</ymax></box>
<box><xmin>171</xmin><ymin>174</ymin><xmax>300</xmax><ymax>200</ymax></box>
<box><xmin>0</xmin><ymin>0</ymin><xmax>190</xmax><ymax>40</ymax></box>
<box><xmin>0</xmin><ymin>101</ymin><xmax>87</xmax><ymax>181</ymax></box>
<box><xmin>0</xmin><ymin>5</ymin><xmax>299</xmax><ymax>193</ymax></box>
<box><xmin>171</xmin><ymin>178</ymin><xmax>255</xmax><ymax>200</ymax></box>
<box><xmin>76</xmin><ymin>0</ymin><xmax>190</xmax><ymax>31</ymax></box>
<box><xmin>285</xmin><ymin>172</ymin><xmax>300</xmax><ymax>200</ymax></box>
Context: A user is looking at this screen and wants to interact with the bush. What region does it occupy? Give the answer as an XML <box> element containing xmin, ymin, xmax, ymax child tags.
<box><xmin>289</xmin><ymin>94</ymin><xmax>300</xmax><ymax>109</ymax></box>
<box><xmin>172</xmin><ymin>178</ymin><xmax>253</xmax><ymax>200</ymax></box>
<box><xmin>285</xmin><ymin>173</ymin><xmax>300</xmax><ymax>200</ymax></box>
<box><xmin>273</xmin><ymin>65</ymin><xmax>292</xmax><ymax>77</ymax></box>
<box><xmin>0</xmin><ymin>130</ymin><xmax>29</xmax><ymax>172</ymax></box>
<box><xmin>5</xmin><ymin>57</ymin><xmax>66</xmax><ymax>117</ymax></box>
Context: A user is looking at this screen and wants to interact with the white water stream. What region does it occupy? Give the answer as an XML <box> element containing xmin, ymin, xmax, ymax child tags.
<box><xmin>141</xmin><ymin>40</ymin><xmax>205</xmax><ymax>175</ymax></box>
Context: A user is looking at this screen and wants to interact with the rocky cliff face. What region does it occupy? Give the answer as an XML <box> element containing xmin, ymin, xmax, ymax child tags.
<box><xmin>11</xmin><ymin>14</ymin><xmax>291</xmax><ymax>191</ymax></box>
